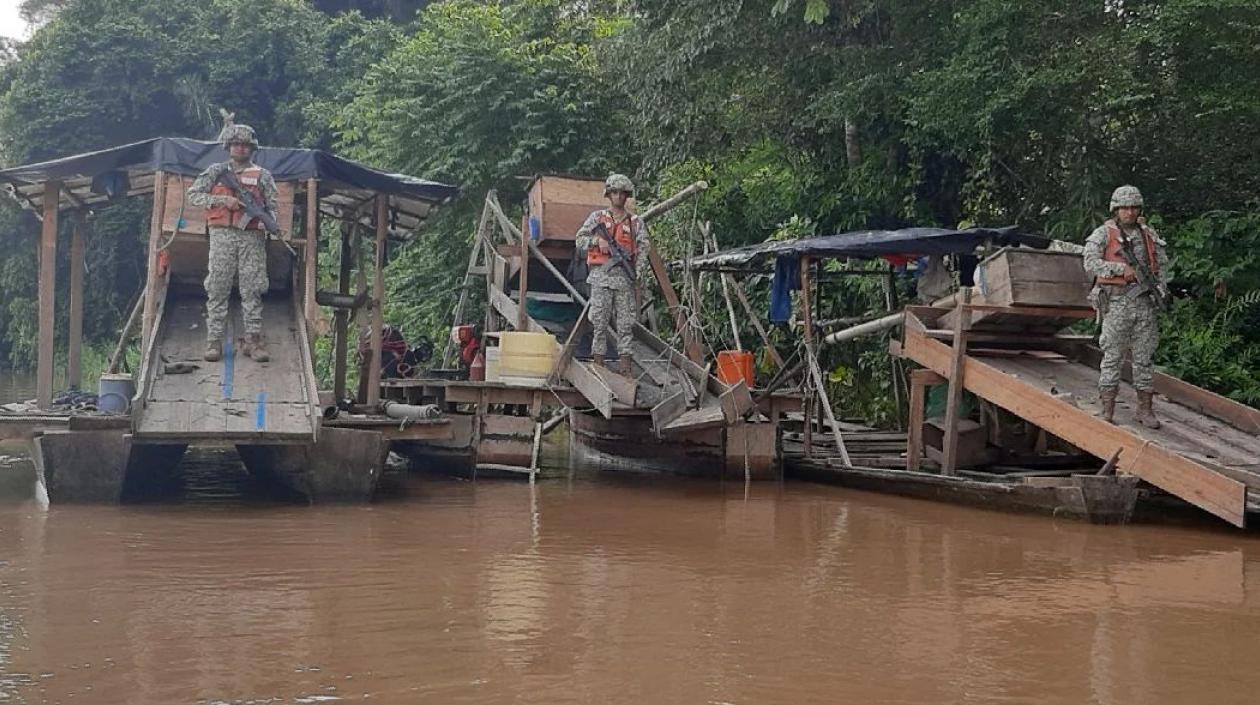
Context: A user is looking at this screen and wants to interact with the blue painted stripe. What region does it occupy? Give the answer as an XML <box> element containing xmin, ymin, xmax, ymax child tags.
<box><xmin>255</xmin><ymin>392</ymin><xmax>266</xmax><ymax>430</ymax></box>
<box><xmin>223</xmin><ymin>336</ymin><xmax>235</xmax><ymax>400</ymax></box>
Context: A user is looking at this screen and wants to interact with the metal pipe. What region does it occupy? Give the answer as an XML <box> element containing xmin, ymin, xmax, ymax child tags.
<box><xmin>820</xmin><ymin>312</ymin><xmax>904</xmax><ymax>346</ymax></box>
<box><xmin>380</xmin><ymin>401</ymin><xmax>441</xmax><ymax>420</ymax></box>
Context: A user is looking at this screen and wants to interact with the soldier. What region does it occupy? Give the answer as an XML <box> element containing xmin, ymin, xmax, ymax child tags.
<box><xmin>575</xmin><ymin>174</ymin><xmax>650</xmax><ymax>376</ymax></box>
<box><xmin>187</xmin><ymin>123</ymin><xmax>280</xmax><ymax>363</ymax></box>
<box><xmin>1083</xmin><ymin>185</ymin><xmax>1169</xmax><ymax>429</ymax></box>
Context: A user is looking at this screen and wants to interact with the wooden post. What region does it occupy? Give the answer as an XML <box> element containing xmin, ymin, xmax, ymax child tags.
<box><xmin>67</xmin><ymin>212</ymin><xmax>86</xmax><ymax>390</ymax></box>
<box><xmin>733</xmin><ymin>280</ymin><xmax>784</xmax><ymax>369</ymax></box>
<box><xmin>333</xmin><ymin>222</ymin><xmax>352</xmax><ymax>401</ymax></box>
<box><xmin>36</xmin><ymin>181</ymin><xmax>60</xmax><ymax>408</ymax></box>
<box><xmin>800</xmin><ymin>256</ymin><xmax>852</xmax><ymax>465</ymax></box>
<box><xmin>140</xmin><ymin>171</ymin><xmax>166</xmax><ymax>363</ymax></box>
<box><xmin>304</xmin><ymin>178</ymin><xmax>318</xmax><ymax>338</ymax></box>
<box><xmin>941</xmin><ymin>288</ymin><xmax>973</xmax><ymax>476</ymax></box>
<box><xmin>517</xmin><ymin>203</ymin><xmax>529</xmax><ymax>331</ymax></box>
<box><xmin>367</xmin><ymin>196</ymin><xmax>387</xmax><ymax>407</ymax></box>
<box><xmin>907</xmin><ymin>369</ymin><xmax>945</xmax><ymax>471</ymax></box>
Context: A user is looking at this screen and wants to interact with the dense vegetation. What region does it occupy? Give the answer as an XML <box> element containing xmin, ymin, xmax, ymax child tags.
<box><xmin>2</xmin><ymin>0</ymin><xmax>1259</xmax><ymax>412</ymax></box>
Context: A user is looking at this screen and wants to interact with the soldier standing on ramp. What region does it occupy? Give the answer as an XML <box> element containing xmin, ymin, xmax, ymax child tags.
<box><xmin>1083</xmin><ymin>185</ymin><xmax>1170</xmax><ymax>429</ymax></box>
<box><xmin>575</xmin><ymin>174</ymin><xmax>650</xmax><ymax>376</ymax></box>
<box><xmin>187</xmin><ymin>121</ymin><xmax>280</xmax><ymax>363</ymax></box>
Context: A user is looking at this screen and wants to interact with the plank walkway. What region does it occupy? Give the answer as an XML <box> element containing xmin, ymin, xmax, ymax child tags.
<box><xmin>902</xmin><ymin>324</ymin><xmax>1258</xmax><ymax>527</ymax></box>
<box><xmin>132</xmin><ymin>289</ymin><xmax>318</xmax><ymax>442</ymax></box>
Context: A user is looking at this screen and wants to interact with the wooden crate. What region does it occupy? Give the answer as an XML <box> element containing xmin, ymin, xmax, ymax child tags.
<box><xmin>526</xmin><ymin>174</ymin><xmax>631</xmax><ymax>242</ymax></box>
<box><xmin>977</xmin><ymin>247</ymin><xmax>1092</xmax><ymax>308</ymax></box>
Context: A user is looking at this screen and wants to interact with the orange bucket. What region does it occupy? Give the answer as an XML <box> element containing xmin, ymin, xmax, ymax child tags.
<box><xmin>716</xmin><ymin>350</ymin><xmax>755</xmax><ymax>387</ymax></box>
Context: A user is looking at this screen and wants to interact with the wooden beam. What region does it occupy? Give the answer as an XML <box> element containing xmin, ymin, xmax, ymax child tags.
<box><xmin>36</xmin><ymin>181</ymin><xmax>60</xmax><ymax>408</ymax></box>
<box><xmin>941</xmin><ymin>290</ymin><xmax>973</xmax><ymax>476</ymax></box>
<box><xmin>907</xmin><ymin>369</ymin><xmax>946</xmax><ymax>471</ymax></box>
<box><xmin>304</xmin><ymin>178</ymin><xmax>319</xmax><ymax>340</ymax></box>
<box><xmin>517</xmin><ymin>200</ymin><xmax>530</xmax><ymax>330</ymax></box>
<box><xmin>140</xmin><ymin>171</ymin><xmax>166</xmax><ymax>364</ymax></box>
<box><xmin>333</xmin><ymin>223</ymin><xmax>352</xmax><ymax>402</ymax></box>
<box><xmin>67</xmin><ymin>213</ymin><xmax>86</xmax><ymax>390</ymax></box>
<box><xmin>902</xmin><ymin>324</ymin><xmax>1247</xmax><ymax>527</ymax></box>
<box><xmin>367</xmin><ymin>195</ymin><xmax>386</xmax><ymax>406</ymax></box>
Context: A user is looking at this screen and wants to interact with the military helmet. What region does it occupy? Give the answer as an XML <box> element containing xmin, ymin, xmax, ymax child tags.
<box><xmin>219</xmin><ymin>124</ymin><xmax>259</xmax><ymax>150</ymax></box>
<box><xmin>604</xmin><ymin>173</ymin><xmax>635</xmax><ymax>196</ymax></box>
<box><xmin>1110</xmin><ymin>185</ymin><xmax>1144</xmax><ymax>210</ymax></box>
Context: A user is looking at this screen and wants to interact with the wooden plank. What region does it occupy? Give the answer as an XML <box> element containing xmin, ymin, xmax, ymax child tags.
<box><xmin>517</xmin><ymin>202</ymin><xmax>530</xmax><ymax>330</ymax></box>
<box><xmin>907</xmin><ymin>370</ymin><xmax>932</xmax><ymax>471</ymax></box>
<box><xmin>661</xmin><ymin>405</ymin><xmax>727</xmax><ymax>434</ymax></box>
<box><xmin>941</xmin><ymin>289</ymin><xmax>972</xmax><ymax>476</ymax></box>
<box><xmin>334</xmin><ymin>223</ymin><xmax>353</xmax><ymax>401</ymax></box>
<box><xmin>37</xmin><ymin>181</ymin><xmax>60</xmax><ymax>408</ymax></box>
<box><xmin>482</xmin><ymin>414</ymin><xmax>537</xmax><ymax>437</ymax></box>
<box><xmin>902</xmin><ymin>324</ymin><xmax>1247</xmax><ymax>527</ymax></box>
<box><xmin>591</xmin><ymin>365</ymin><xmax>638</xmax><ymax>406</ymax></box>
<box><xmin>646</xmin><ymin>244</ymin><xmax>705</xmax><ymax>363</ymax></box>
<box><xmin>367</xmin><ymin>196</ymin><xmax>386</xmax><ymax>406</ymax></box>
<box><xmin>1153</xmin><ymin>371</ymin><xmax>1260</xmax><ymax>436</ymax></box>
<box><xmin>141</xmin><ymin>171</ymin><xmax>166</xmax><ymax>369</ymax></box>
<box><xmin>651</xmin><ymin>389</ymin><xmax>687</xmax><ymax>433</ymax></box>
<box><xmin>304</xmin><ymin>178</ymin><xmax>318</xmax><ymax>339</ymax></box>
<box><xmin>67</xmin><ymin>213</ymin><xmax>86</xmax><ymax>389</ymax></box>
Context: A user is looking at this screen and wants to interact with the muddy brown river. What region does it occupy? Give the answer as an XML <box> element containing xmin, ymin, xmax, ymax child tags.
<box><xmin>3</xmin><ymin>372</ymin><xmax>1260</xmax><ymax>703</ymax></box>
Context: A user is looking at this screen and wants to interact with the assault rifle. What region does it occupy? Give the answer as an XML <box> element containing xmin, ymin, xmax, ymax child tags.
<box><xmin>1116</xmin><ymin>227</ymin><xmax>1170</xmax><ymax>311</ymax></box>
<box><xmin>592</xmin><ymin>221</ymin><xmax>637</xmax><ymax>282</ymax></box>
<box><xmin>214</xmin><ymin>168</ymin><xmax>281</xmax><ymax>235</ymax></box>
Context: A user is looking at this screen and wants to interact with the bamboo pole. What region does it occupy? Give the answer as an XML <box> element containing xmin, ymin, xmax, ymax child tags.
<box><xmin>140</xmin><ymin>171</ymin><xmax>166</xmax><ymax>363</ymax></box>
<box><xmin>67</xmin><ymin>212</ymin><xmax>86</xmax><ymax>389</ymax></box>
<box><xmin>36</xmin><ymin>181</ymin><xmax>60</xmax><ymax>408</ymax></box>
<box><xmin>366</xmin><ymin>195</ymin><xmax>386</xmax><ymax>407</ymax></box>
<box><xmin>107</xmin><ymin>290</ymin><xmax>145</xmax><ymax>375</ymax></box>
<box><xmin>706</xmin><ymin>222</ymin><xmax>742</xmax><ymax>351</ymax></box>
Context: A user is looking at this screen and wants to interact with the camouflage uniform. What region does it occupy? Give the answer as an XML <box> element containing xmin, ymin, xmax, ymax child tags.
<box><xmin>576</xmin><ymin>208</ymin><xmax>650</xmax><ymax>360</ymax></box>
<box><xmin>1083</xmin><ymin>222</ymin><xmax>1168</xmax><ymax>390</ymax></box>
<box><xmin>1083</xmin><ymin>185</ymin><xmax>1169</xmax><ymax>428</ymax></box>
<box><xmin>186</xmin><ymin>141</ymin><xmax>279</xmax><ymax>345</ymax></box>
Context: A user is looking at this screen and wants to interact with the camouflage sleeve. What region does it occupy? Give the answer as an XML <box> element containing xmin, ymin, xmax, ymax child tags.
<box><xmin>1082</xmin><ymin>225</ymin><xmax>1126</xmax><ymax>279</ymax></box>
<box><xmin>186</xmin><ymin>163</ymin><xmax>229</xmax><ymax>208</ymax></box>
<box><xmin>574</xmin><ymin>210</ymin><xmax>602</xmax><ymax>250</ymax></box>
<box><xmin>259</xmin><ymin>169</ymin><xmax>279</xmax><ymax>217</ymax></box>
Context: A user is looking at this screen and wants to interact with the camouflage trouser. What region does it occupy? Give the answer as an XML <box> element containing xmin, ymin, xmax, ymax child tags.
<box><xmin>589</xmin><ymin>280</ymin><xmax>637</xmax><ymax>357</ymax></box>
<box><xmin>1099</xmin><ymin>293</ymin><xmax>1160</xmax><ymax>391</ymax></box>
<box><xmin>204</xmin><ymin>226</ymin><xmax>268</xmax><ymax>341</ymax></box>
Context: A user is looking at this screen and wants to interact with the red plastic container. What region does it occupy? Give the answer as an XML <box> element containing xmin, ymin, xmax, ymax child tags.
<box><xmin>716</xmin><ymin>350</ymin><xmax>754</xmax><ymax>387</ymax></box>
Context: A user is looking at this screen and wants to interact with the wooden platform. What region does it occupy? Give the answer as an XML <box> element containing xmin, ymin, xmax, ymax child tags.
<box><xmin>901</xmin><ymin>307</ymin><xmax>1259</xmax><ymax>527</ymax></box>
<box><xmin>132</xmin><ymin>289</ymin><xmax>319</xmax><ymax>443</ymax></box>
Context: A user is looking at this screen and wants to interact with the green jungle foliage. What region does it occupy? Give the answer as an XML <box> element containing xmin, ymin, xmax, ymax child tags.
<box><xmin>1</xmin><ymin>0</ymin><xmax>1259</xmax><ymax>412</ymax></box>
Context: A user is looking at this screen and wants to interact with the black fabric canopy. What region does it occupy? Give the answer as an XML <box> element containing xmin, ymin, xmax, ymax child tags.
<box><xmin>0</xmin><ymin>137</ymin><xmax>459</xmax><ymax>234</ymax></box>
<box><xmin>686</xmin><ymin>226</ymin><xmax>1051</xmax><ymax>270</ymax></box>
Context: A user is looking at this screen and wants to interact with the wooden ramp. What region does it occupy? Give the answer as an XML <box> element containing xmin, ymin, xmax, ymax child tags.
<box><xmin>132</xmin><ymin>287</ymin><xmax>319</xmax><ymax>444</ymax></box>
<box><xmin>901</xmin><ymin>308</ymin><xmax>1260</xmax><ymax>527</ymax></box>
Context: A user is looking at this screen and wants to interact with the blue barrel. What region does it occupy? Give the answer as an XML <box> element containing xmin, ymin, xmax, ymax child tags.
<box><xmin>97</xmin><ymin>373</ymin><xmax>135</xmax><ymax>413</ymax></box>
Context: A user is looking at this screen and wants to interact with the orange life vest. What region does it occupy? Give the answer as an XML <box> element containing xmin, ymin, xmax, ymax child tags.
<box><xmin>206</xmin><ymin>165</ymin><xmax>267</xmax><ymax>230</ymax></box>
<box><xmin>1096</xmin><ymin>219</ymin><xmax>1160</xmax><ymax>286</ymax></box>
<box><xmin>586</xmin><ymin>210</ymin><xmax>638</xmax><ymax>266</ymax></box>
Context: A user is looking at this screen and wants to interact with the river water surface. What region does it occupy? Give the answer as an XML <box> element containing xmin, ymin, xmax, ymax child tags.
<box><xmin>3</xmin><ymin>371</ymin><xmax>1260</xmax><ymax>704</ymax></box>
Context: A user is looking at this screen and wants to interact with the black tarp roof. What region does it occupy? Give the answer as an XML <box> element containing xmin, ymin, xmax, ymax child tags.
<box><xmin>685</xmin><ymin>226</ymin><xmax>1051</xmax><ymax>270</ymax></box>
<box><xmin>0</xmin><ymin>137</ymin><xmax>459</xmax><ymax>234</ymax></box>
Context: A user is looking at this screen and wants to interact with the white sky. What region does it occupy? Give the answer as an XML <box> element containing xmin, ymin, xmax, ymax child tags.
<box><xmin>0</xmin><ymin>0</ymin><xmax>30</xmax><ymax>41</ymax></box>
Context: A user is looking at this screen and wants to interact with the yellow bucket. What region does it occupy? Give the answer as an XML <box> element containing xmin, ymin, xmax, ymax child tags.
<box><xmin>498</xmin><ymin>332</ymin><xmax>556</xmax><ymax>385</ymax></box>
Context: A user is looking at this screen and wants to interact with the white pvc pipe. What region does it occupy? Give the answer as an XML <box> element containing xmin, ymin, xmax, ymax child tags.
<box><xmin>820</xmin><ymin>312</ymin><xmax>905</xmax><ymax>346</ymax></box>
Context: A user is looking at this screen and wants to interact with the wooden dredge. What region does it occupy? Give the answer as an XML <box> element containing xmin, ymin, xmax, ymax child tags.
<box><xmin>2</xmin><ymin>143</ymin><xmax>1258</xmax><ymax>531</ymax></box>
